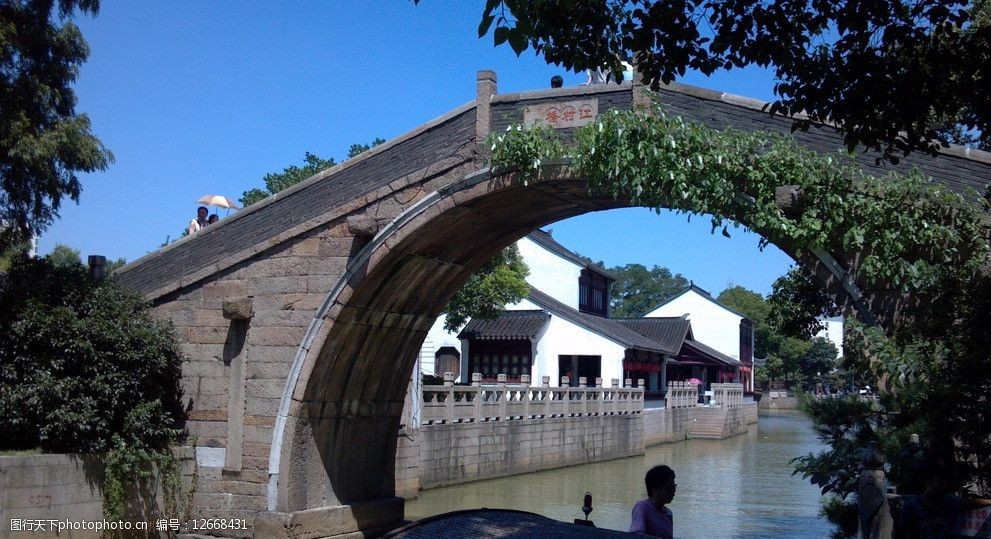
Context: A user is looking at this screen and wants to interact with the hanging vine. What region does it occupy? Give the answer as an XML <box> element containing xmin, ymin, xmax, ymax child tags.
<box><xmin>489</xmin><ymin>101</ymin><xmax>991</xmax><ymax>536</ymax></box>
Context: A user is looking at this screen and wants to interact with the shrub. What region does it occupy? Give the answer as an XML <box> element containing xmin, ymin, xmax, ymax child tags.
<box><xmin>0</xmin><ymin>255</ymin><xmax>185</xmax><ymax>453</ymax></box>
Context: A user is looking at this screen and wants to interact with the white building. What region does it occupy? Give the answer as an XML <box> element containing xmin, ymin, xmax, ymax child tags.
<box><xmin>419</xmin><ymin>230</ymin><xmax>740</xmax><ymax>394</ymax></box>
<box><xmin>815</xmin><ymin>315</ymin><xmax>844</xmax><ymax>356</ymax></box>
<box><xmin>643</xmin><ymin>284</ymin><xmax>754</xmax><ymax>393</ymax></box>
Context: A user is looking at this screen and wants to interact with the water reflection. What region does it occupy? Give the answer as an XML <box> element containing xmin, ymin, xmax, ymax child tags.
<box><xmin>404</xmin><ymin>411</ymin><xmax>831</xmax><ymax>538</ymax></box>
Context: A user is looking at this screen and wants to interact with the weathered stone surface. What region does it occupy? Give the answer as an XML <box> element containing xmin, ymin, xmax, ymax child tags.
<box><xmin>223</xmin><ymin>297</ymin><xmax>254</xmax><ymax>320</ymax></box>
<box><xmin>346</xmin><ymin>215</ymin><xmax>379</xmax><ymax>238</ymax></box>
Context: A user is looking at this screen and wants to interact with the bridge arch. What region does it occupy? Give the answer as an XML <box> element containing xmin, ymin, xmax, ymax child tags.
<box><xmin>115</xmin><ymin>71</ymin><xmax>991</xmax><ymax>537</ymax></box>
<box><xmin>268</xmin><ymin>161</ymin><xmax>878</xmax><ymax>519</ymax></box>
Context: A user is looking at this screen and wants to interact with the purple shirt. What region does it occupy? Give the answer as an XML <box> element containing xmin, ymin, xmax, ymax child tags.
<box><xmin>630</xmin><ymin>499</ymin><xmax>673</xmax><ymax>538</ymax></box>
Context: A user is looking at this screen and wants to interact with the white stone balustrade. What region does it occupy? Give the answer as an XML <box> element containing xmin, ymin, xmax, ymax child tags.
<box><xmin>709</xmin><ymin>383</ymin><xmax>744</xmax><ymax>408</ymax></box>
<box><xmin>420</xmin><ymin>373</ymin><xmax>645</xmax><ymax>425</ymax></box>
<box><xmin>664</xmin><ymin>381</ymin><xmax>698</xmax><ymax>409</ymax></box>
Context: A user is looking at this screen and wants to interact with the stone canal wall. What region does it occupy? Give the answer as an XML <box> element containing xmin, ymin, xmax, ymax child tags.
<box><xmin>396</xmin><ymin>381</ymin><xmax>756</xmax><ymax>498</ymax></box>
<box><xmin>0</xmin><ymin>449</ymin><xmax>198</xmax><ymax>538</ymax></box>
<box><xmin>404</xmin><ymin>414</ymin><xmax>644</xmax><ymax>493</ymax></box>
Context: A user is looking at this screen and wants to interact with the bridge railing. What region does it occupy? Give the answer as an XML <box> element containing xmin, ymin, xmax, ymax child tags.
<box><xmin>421</xmin><ymin>373</ymin><xmax>645</xmax><ymax>425</ymax></box>
<box><xmin>664</xmin><ymin>381</ymin><xmax>698</xmax><ymax>409</ymax></box>
<box><xmin>710</xmin><ymin>383</ymin><xmax>744</xmax><ymax>408</ymax></box>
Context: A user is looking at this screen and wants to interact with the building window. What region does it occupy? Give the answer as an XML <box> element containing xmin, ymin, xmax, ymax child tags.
<box><xmin>579</xmin><ymin>269</ymin><xmax>609</xmax><ymax>317</ymax></box>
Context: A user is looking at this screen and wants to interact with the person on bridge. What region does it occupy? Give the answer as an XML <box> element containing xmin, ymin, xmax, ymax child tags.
<box><xmin>188</xmin><ymin>206</ymin><xmax>208</xmax><ymax>235</ymax></box>
<box><xmin>630</xmin><ymin>465</ymin><xmax>676</xmax><ymax>538</ymax></box>
<box><xmin>207</xmin><ymin>213</ymin><xmax>219</xmax><ymax>225</ymax></box>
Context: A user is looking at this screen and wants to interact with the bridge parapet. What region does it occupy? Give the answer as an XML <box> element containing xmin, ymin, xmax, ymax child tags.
<box><xmin>421</xmin><ymin>373</ymin><xmax>644</xmax><ymax>424</ymax></box>
<box><xmin>665</xmin><ymin>381</ymin><xmax>699</xmax><ymax>409</ymax></box>
<box><xmin>710</xmin><ymin>383</ymin><xmax>745</xmax><ymax>408</ymax></box>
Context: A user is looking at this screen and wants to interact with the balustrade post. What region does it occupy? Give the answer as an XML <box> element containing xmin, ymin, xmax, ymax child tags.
<box><xmin>578</xmin><ymin>377</ymin><xmax>588</xmax><ymax>415</ymax></box>
<box><xmin>471</xmin><ymin>373</ymin><xmax>482</xmax><ymax>421</ymax></box>
<box><xmin>542</xmin><ymin>375</ymin><xmax>550</xmax><ymax>387</ymax></box>
<box><xmin>497</xmin><ymin>373</ymin><xmax>508</xmax><ymax>421</ymax></box>
<box><xmin>444</xmin><ymin>372</ymin><xmax>455</xmax><ymax>422</ymax></box>
<box><xmin>521</xmin><ymin>374</ymin><xmax>531</xmax><ymax>419</ymax></box>
<box><xmin>594</xmin><ymin>378</ymin><xmax>603</xmax><ymax>415</ymax></box>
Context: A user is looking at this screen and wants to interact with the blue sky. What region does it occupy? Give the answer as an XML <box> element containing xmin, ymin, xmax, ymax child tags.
<box><xmin>39</xmin><ymin>1</ymin><xmax>794</xmax><ymax>296</ymax></box>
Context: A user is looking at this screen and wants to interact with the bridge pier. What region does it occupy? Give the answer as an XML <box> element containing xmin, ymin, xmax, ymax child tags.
<box><xmin>254</xmin><ymin>497</ymin><xmax>404</xmax><ymax>538</ymax></box>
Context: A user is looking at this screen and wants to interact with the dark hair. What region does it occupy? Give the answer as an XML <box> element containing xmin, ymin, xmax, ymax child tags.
<box><xmin>550</xmin><ymin>75</ymin><xmax>564</xmax><ymax>88</ymax></box>
<box><xmin>645</xmin><ymin>465</ymin><xmax>675</xmax><ymax>496</ymax></box>
<box><xmin>197</xmin><ymin>206</ymin><xmax>208</xmax><ymax>213</ymax></box>
<box><xmin>208</xmin><ymin>214</ymin><xmax>219</xmax><ymax>222</ymax></box>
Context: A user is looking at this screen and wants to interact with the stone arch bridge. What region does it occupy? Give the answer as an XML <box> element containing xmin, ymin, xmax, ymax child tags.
<box><xmin>117</xmin><ymin>71</ymin><xmax>990</xmax><ymax>538</ymax></box>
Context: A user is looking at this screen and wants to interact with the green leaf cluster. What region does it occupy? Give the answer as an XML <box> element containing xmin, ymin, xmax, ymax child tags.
<box><xmin>489</xmin><ymin>105</ymin><xmax>991</xmax><ymax>531</ymax></box>
<box><xmin>608</xmin><ymin>263</ymin><xmax>688</xmax><ymax>318</ymax></box>
<box><xmin>469</xmin><ymin>0</ymin><xmax>991</xmax><ymax>159</ymax></box>
<box><xmin>0</xmin><ymin>256</ymin><xmax>185</xmax><ymax>454</ymax></box>
<box><xmin>0</xmin><ymin>0</ymin><xmax>113</xmax><ymax>250</ymax></box>
<box><xmin>442</xmin><ymin>244</ymin><xmax>530</xmax><ymax>332</ymax></box>
<box><xmin>239</xmin><ymin>139</ymin><xmax>385</xmax><ymax>208</ymax></box>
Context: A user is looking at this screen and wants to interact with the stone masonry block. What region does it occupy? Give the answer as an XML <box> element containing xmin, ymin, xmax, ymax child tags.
<box><xmin>186</xmin><ymin>326</ymin><xmax>229</xmax><ymax>345</ymax></box>
<box><xmin>250</xmin><ymin>326</ymin><xmax>306</xmax><ymax>347</ymax></box>
<box><xmin>245</xmin><ymin>378</ymin><xmax>287</xmax><ymax>399</ymax></box>
<box><xmin>246</xmin><ymin>361</ymin><xmax>292</xmax><ymax>380</ymax></box>
<box><xmin>251</xmin><ymin>309</ymin><xmax>315</xmax><ymax>328</ymax></box>
<box><xmin>248</xmin><ymin>276</ymin><xmax>307</xmax><ymax>296</ymax></box>
<box><xmin>249</xmin><ymin>345</ymin><xmax>297</xmax><ymax>364</ymax></box>
<box><xmin>223</xmin><ymin>297</ymin><xmax>254</xmax><ymax>320</ymax></box>
<box><xmin>291</xmin><ymin>237</ymin><xmax>322</xmax><ymax>256</ymax></box>
<box><xmin>202</xmin><ymin>280</ymin><xmax>248</xmax><ymax>301</ymax></box>
<box><xmin>245</xmin><ymin>397</ymin><xmax>282</xmax><ymax>417</ymax></box>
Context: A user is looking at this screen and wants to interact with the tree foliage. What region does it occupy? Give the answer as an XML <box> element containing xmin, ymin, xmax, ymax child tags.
<box><xmin>468</xmin><ymin>0</ymin><xmax>990</xmax><ymax>159</ymax></box>
<box><xmin>442</xmin><ymin>244</ymin><xmax>530</xmax><ymax>331</ymax></box>
<box><xmin>240</xmin><ymin>139</ymin><xmax>385</xmax><ymax>207</ymax></box>
<box><xmin>0</xmin><ymin>0</ymin><xmax>113</xmax><ymax>250</ymax></box>
<box><xmin>488</xmin><ymin>104</ymin><xmax>991</xmax><ymax>529</ymax></box>
<box><xmin>46</xmin><ymin>242</ymin><xmax>81</xmax><ymax>267</ymax></box>
<box><xmin>769</xmin><ymin>267</ymin><xmax>842</xmax><ymax>339</ymax></box>
<box><xmin>0</xmin><ymin>255</ymin><xmax>185</xmax><ymax>453</ymax></box>
<box><xmin>608</xmin><ymin>263</ymin><xmax>688</xmax><ymax>317</ymax></box>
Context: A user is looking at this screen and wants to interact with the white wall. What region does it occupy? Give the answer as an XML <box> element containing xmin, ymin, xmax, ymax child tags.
<box><xmin>516</xmin><ymin>236</ymin><xmax>582</xmax><ymax>308</ymax></box>
<box><xmin>645</xmin><ymin>290</ymin><xmax>743</xmax><ymax>360</ymax></box>
<box><xmin>509</xmin><ymin>298</ymin><xmax>626</xmax><ymax>387</ymax></box>
<box><xmin>420</xmin><ymin>314</ymin><xmax>461</xmax><ymax>379</ymax></box>
<box><xmin>815</xmin><ymin>316</ymin><xmax>844</xmax><ymax>356</ymax></box>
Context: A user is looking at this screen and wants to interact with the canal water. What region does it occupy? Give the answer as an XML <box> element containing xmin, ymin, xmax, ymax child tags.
<box><xmin>405</xmin><ymin>411</ymin><xmax>832</xmax><ymax>538</ymax></box>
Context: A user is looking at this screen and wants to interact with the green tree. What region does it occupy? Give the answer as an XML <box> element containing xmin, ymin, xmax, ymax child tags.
<box><xmin>769</xmin><ymin>267</ymin><xmax>841</xmax><ymax>340</ymax></box>
<box><xmin>608</xmin><ymin>263</ymin><xmax>688</xmax><ymax>317</ymax></box>
<box><xmin>799</xmin><ymin>337</ymin><xmax>839</xmax><ymax>390</ymax></box>
<box><xmin>240</xmin><ymin>152</ymin><xmax>337</xmax><ymax>207</ymax></box>
<box><xmin>347</xmin><ymin>137</ymin><xmax>386</xmax><ymax>159</ymax></box>
<box><xmin>461</xmin><ymin>0</ymin><xmax>990</xmax><ymax>159</ymax></box>
<box><xmin>716</xmin><ymin>285</ymin><xmax>782</xmax><ymax>359</ymax></box>
<box><xmin>0</xmin><ymin>256</ymin><xmax>184</xmax><ymax>453</ymax></box>
<box><xmin>442</xmin><ymin>244</ymin><xmax>530</xmax><ymax>331</ymax></box>
<box><xmin>488</xmin><ymin>98</ymin><xmax>991</xmax><ymax>535</ymax></box>
<box><xmin>1</xmin><ymin>0</ymin><xmax>114</xmax><ymax>250</ymax></box>
<box><xmin>240</xmin><ymin>139</ymin><xmax>385</xmax><ymax>207</ymax></box>
<box><xmin>46</xmin><ymin>242</ymin><xmax>81</xmax><ymax>267</ymax></box>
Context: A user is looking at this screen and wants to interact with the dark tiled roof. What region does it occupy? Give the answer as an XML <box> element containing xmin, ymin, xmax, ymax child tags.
<box><xmin>645</xmin><ymin>283</ymin><xmax>753</xmax><ymax>321</ymax></box>
<box><xmin>683</xmin><ymin>339</ymin><xmax>739</xmax><ymax>367</ymax></box>
<box><xmin>526</xmin><ymin>229</ymin><xmax>617</xmax><ymax>280</ymax></box>
<box><xmin>527</xmin><ymin>289</ymin><xmax>669</xmax><ymax>353</ymax></box>
<box><xmin>614</xmin><ymin>317</ymin><xmax>691</xmax><ymax>355</ymax></box>
<box><xmin>458</xmin><ymin>310</ymin><xmax>550</xmax><ymax>340</ymax></box>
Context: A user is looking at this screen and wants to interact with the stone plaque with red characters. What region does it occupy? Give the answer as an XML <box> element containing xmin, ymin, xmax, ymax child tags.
<box><xmin>523</xmin><ymin>99</ymin><xmax>598</xmax><ymax>129</ymax></box>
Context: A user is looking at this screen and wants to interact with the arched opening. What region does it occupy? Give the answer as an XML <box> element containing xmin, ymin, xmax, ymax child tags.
<box><xmin>268</xmin><ymin>165</ymin><xmax>864</xmax><ymax>517</ymax></box>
